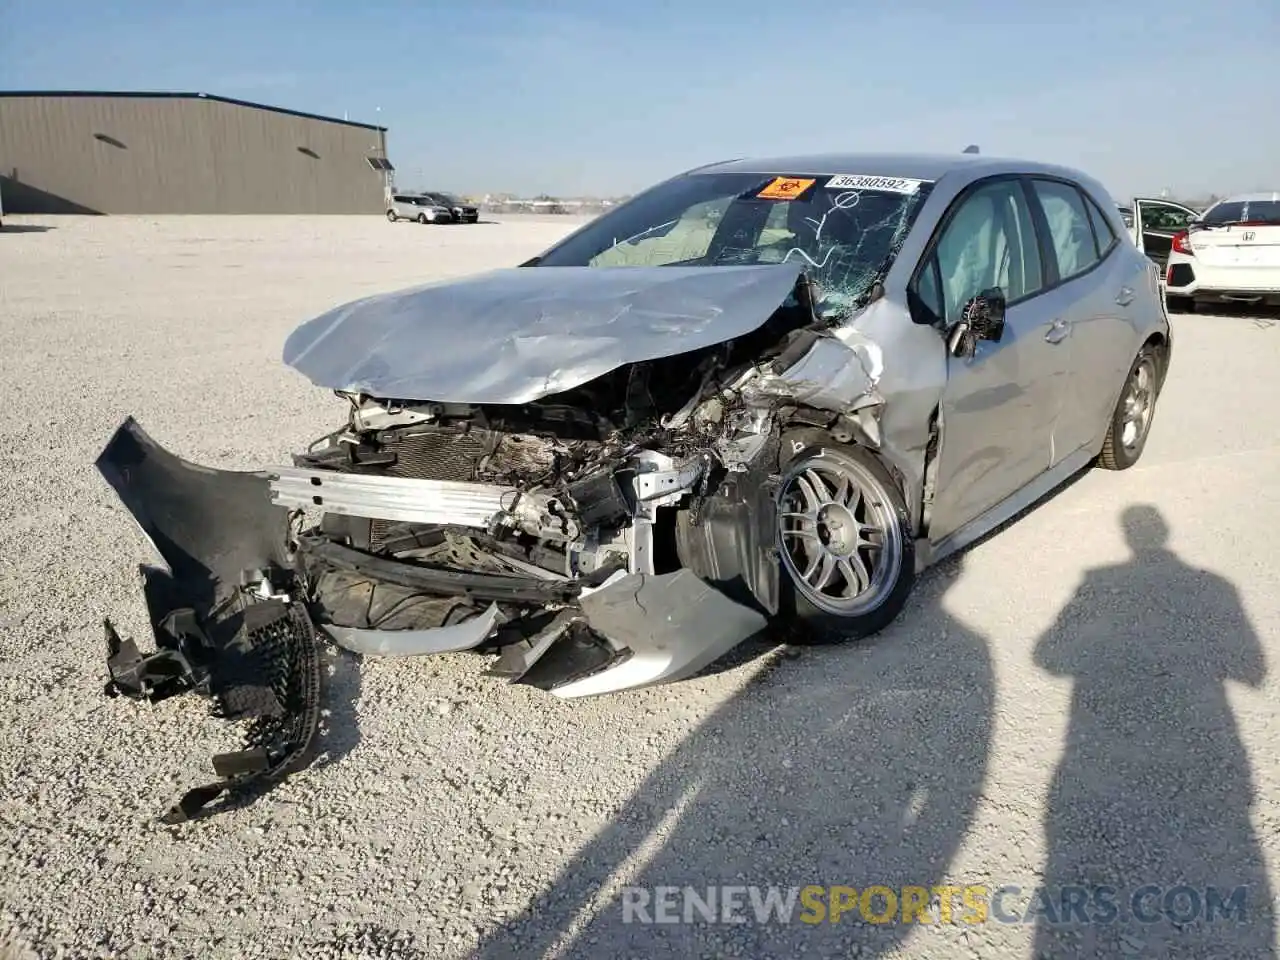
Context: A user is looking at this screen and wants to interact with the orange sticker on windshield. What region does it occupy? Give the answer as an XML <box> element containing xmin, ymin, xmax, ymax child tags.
<box><xmin>757</xmin><ymin>176</ymin><xmax>816</xmax><ymax>200</ymax></box>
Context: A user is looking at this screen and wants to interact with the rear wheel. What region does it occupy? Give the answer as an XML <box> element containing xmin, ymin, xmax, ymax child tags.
<box><xmin>775</xmin><ymin>437</ymin><xmax>916</xmax><ymax>644</ymax></box>
<box><xmin>1098</xmin><ymin>343</ymin><xmax>1160</xmax><ymax>470</ymax></box>
<box><xmin>386</xmin><ymin>209</ymin><xmax>397</xmax><ymax>222</ymax></box>
<box><xmin>1165</xmin><ymin>294</ymin><xmax>1193</xmax><ymax>313</ymax></box>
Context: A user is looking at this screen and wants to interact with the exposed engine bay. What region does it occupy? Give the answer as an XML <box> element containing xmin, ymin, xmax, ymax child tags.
<box><xmin>96</xmin><ymin>264</ymin><xmax>891</xmax><ymax>822</ymax></box>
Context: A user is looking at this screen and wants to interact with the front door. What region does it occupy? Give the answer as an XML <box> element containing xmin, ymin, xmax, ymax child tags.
<box><xmin>914</xmin><ymin>177</ymin><xmax>1064</xmax><ymax>542</ymax></box>
<box><xmin>1133</xmin><ymin>198</ymin><xmax>1200</xmax><ymax>270</ymax></box>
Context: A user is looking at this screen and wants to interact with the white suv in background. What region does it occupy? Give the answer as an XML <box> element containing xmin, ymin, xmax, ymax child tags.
<box><xmin>386</xmin><ymin>194</ymin><xmax>454</xmax><ymax>224</ymax></box>
<box><xmin>1163</xmin><ymin>193</ymin><xmax>1280</xmax><ymax>312</ymax></box>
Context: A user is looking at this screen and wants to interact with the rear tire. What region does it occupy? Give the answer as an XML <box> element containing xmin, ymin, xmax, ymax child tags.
<box><xmin>386</xmin><ymin>209</ymin><xmax>397</xmax><ymax>222</ymax></box>
<box><xmin>775</xmin><ymin>434</ymin><xmax>916</xmax><ymax>645</ymax></box>
<box><xmin>1098</xmin><ymin>343</ymin><xmax>1161</xmax><ymax>470</ymax></box>
<box><xmin>1165</xmin><ymin>294</ymin><xmax>1193</xmax><ymax>313</ymax></box>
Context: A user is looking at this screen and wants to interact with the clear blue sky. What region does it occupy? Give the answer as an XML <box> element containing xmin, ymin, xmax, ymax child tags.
<box><xmin>2</xmin><ymin>0</ymin><xmax>1276</xmax><ymax>199</ymax></box>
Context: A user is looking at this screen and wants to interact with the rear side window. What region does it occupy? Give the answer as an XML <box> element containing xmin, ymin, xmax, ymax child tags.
<box><xmin>1030</xmin><ymin>180</ymin><xmax>1101</xmax><ymax>281</ymax></box>
<box><xmin>1082</xmin><ymin>194</ymin><xmax>1118</xmax><ymax>255</ymax></box>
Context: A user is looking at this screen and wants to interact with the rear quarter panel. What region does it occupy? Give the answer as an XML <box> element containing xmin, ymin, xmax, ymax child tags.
<box><xmin>1067</xmin><ymin>247</ymin><xmax>1159</xmax><ymax>436</ymax></box>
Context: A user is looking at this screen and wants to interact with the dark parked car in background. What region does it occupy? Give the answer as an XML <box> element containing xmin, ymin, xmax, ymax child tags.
<box><xmin>424</xmin><ymin>191</ymin><xmax>480</xmax><ymax>223</ymax></box>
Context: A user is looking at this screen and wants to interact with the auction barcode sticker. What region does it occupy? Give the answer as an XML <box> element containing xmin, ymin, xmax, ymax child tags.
<box><xmin>825</xmin><ymin>174</ymin><xmax>928</xmax><ymax>194</ymax></box>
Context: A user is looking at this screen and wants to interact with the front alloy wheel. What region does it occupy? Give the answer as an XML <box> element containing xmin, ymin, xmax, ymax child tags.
<box><xmin>776</xmin><ymin>440</ymin><xmax>915</xmax><ymax>643</ymax></box>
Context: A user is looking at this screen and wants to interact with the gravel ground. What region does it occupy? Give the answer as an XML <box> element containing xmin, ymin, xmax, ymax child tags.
<box><xmin>1</xmin><ymin>214</ymin><xmax>1278</xmax><ymax>960</ymax></box>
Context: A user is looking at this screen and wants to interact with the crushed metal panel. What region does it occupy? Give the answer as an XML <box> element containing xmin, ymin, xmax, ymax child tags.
<box><xmin>744</xmin><ymin>331</ymin><xmax>884</xmax><ymax>414</ymax></box>
<box><xmin>281</xmin><ymin>263</ymin><xmax>806</xmax><ymax>404</ymax></box>
<box><xmin>550</xmin><ymin>569</ymin><xmax>769</xmax><ymax>698</ymax></box>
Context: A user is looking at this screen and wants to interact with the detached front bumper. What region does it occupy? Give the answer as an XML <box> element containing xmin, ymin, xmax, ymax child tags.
<box><xmin>95</xmin><ymin>418</ymin><xmax>769</xmax><ymax>818</ymax></box>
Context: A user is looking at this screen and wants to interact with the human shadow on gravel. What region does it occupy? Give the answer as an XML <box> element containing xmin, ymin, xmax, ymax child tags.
<box><xmin>468</xmin><ymin>554</ymin><xmax>995</xmax><ymax>959</ymax></box>
<box><xmin>1031</xmin><ymin>504</ymin><xmax>1273</xmax><ymax>959</ymax></box>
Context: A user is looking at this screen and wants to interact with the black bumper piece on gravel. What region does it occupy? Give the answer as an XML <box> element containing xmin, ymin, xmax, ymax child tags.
<box><xmin>105</xmin><ymin>594</ymin><xmax>321</xmax><ymax>824</ymax></box>
<box><xmin>96</xmin><ymin>417</ymin><xmax>323</xmax><ymax>823</ymax></box>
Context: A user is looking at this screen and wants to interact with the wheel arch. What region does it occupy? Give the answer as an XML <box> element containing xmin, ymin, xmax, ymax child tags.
<box><xmin>1141</xmin><ymin>329</ymin><xmax>1172</xmax><ymax>388</ymax></box>
<box><xmin>776</xmin><ymin>413</ymin><xmax>928</xmax><ymax>538</ymax></box>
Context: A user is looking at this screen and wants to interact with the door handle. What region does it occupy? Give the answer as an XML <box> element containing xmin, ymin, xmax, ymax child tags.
<box><xmin>1044</xmin><ymin>319</ymin><xmax>1070</xmax><ymax>344</ymax></box>
<box><xmin>1115</xmin><ymin>286</ymin><xmax>1135</xmax><ymax>307</ymax></box>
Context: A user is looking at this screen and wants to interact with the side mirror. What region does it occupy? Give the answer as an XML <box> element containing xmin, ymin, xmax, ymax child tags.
<box><xmin>966</xmin><ymin>287</ymin><xmax>1007</xmax><ymax>342</ymax></box>
<box><xmin>947</xmin><ymin>288</ymin><xmax>1007</xmax><ymax>359</ymax></box>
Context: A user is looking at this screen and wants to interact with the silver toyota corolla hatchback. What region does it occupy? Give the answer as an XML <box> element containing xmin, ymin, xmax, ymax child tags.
<box><xmin>95</xmin><ymin>152</ymin><xmax>1170</xmax><ymax>820</ymax></box>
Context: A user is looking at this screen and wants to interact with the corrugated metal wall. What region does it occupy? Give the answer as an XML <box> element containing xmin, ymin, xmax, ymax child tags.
<box><xmin>0</xmin><ymin>94</ymin><xmax>388</xmax><ymax>214</ymax></box>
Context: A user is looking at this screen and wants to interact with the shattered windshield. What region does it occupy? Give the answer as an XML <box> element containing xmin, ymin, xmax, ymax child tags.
<box><xmin>534</xmin><ymin>171</ymin><xmax>933</xmax><ymax>314</ymax></box>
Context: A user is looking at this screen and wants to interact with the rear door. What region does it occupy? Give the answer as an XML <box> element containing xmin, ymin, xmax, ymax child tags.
<box><xmin>1186</xmin><ymin>198</ymin><xmax>1280</xmax><ymax>282</ymax></box>
<box><xmin>1029</xmin><ymin>178</ymin><xmax>1144</xmax><ymax>462</ymax></box>
<box><xmin>1133</xmin><ymin>198</ymin><xmax>1199</xmax><ymax>270</ymax></box>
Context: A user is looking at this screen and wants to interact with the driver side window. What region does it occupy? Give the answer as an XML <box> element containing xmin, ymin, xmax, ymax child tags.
<box><xmin>916</xmin><ymin>180</ymin><xmax>1044</xmax><ymax>325</ymax></box>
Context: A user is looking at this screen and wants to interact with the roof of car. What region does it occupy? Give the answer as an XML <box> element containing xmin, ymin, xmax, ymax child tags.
<box><xmin>693</xmin><ymin>151</ymin><xmax>1093</xmax><ymax>185</ymax></box>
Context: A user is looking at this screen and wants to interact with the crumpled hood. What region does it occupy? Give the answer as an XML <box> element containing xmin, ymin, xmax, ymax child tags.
<box><xmin>282</xmin><ymin>263</ymin><xmax>806</xmax><ymax>404</ymax></box>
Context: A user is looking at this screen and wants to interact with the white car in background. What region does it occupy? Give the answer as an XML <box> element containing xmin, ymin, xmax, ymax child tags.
<box><xmin>1163</xmin><ymin>193</ymin><xmax>1280</xmax><ymax>312</ymax></box>
<box><xmin>386</xmin><ymin>194</ymin><xmax>454</xmax><ymax>224</ymax></box>
<box><xmin>1118</xmin><ymin>198</ymin><xmax>1201</xmax><ymax>272</ymax></box>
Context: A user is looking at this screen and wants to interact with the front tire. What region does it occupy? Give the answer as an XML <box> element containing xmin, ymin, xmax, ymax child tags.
<box><xmin>386</xmin><ymin>209</ymin><xmax>397</xmax><ymax>222</ymax></box>
<box><xmin>417</xmin><ymin>213</ymin><xmax>428</xmax><ymax>224</ymax></box>
<box><xmin>775</xmin><ymin>437</ymin><xmax>916</xmax><ymax>644</ymax></box>
<box><xmin>1098</xmin><ymin>343</ymin><xmax>1161</xmax><ymax>470</ymax></box>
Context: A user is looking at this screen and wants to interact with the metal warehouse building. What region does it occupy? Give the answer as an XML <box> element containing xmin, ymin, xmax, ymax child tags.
<box><xmin>0</xmin><ymin>91</ymin><xmax>393</xmax><ymax>214</ymax></box>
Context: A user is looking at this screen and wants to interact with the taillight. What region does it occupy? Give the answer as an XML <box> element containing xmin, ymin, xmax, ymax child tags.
<box><xmin>1171</xmin><ymin>231</ymin><xmax>1194</xmax><ymax>256</ymax></box>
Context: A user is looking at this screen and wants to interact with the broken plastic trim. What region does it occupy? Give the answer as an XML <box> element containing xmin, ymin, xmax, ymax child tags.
<box><xmin>104</xmin><ymin>582</ymin><xmax>322</xmax><ymax>824</ymax></box>
<box><xmin>95</xmin><ymin>418</ymin><xmax>323</xmax><ymax>823</ymax></box>
<box><xmin>320</xmin><ymin>603</ymin><xmax>504</xmax><ymax>656</ymax></box>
